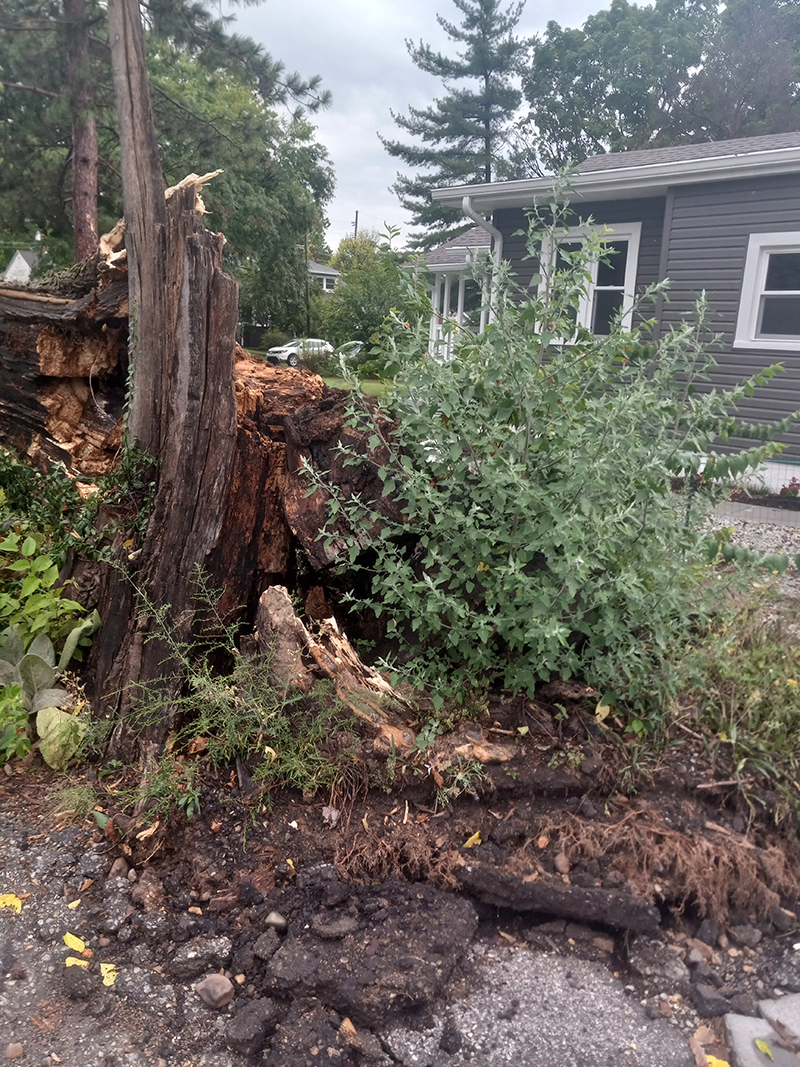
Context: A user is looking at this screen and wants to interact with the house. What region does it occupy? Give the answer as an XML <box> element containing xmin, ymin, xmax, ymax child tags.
<box><xmin>2</xmin><ymin>249</ymin><xmax>38</xmax><ymax>284</ymax></box>
<box><xmin>308</xmin><ymin>260</ymin><xmax>339</xmax><ymax>293</ymax></box>
<box><xmin>430</xmin><ymin>130</ymin><xmax>800</xmax><ymax>463</ymax></box>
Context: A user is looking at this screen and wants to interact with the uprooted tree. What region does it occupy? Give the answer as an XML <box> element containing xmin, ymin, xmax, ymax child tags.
<box><xmin>0</xmin><ymin>0</ymin><xmax>403</xmax><ymax>755</ymax></box>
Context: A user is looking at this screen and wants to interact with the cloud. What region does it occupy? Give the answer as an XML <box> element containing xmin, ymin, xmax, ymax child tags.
<box><xmin>229</xmin><ymin>0</ymin><xmax>607</xmax><ymax>250</ymax></box>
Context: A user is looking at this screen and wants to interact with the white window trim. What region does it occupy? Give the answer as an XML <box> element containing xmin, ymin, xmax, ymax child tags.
<box><xmin>540</xmin><ymin>221</ymin><xmax>642</xmax><ymax>335</ymax></box>
<box><xmin>735</xmin><ymin>231</ymin><xmax>800</xmax><ymax>352</ymax></box>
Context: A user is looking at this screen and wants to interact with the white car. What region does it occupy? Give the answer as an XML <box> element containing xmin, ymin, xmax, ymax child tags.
<box><xmin>267</xmin><ymin>337</ymin><xmax>334</xmax><ymax>367</ymax></box>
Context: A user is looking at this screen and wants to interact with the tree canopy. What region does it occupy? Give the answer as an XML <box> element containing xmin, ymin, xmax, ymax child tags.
<box><xmin>520</xmin><ymin>0</ymin><xmax>800</xmax><ymax>172</ymax></box>
<box><xmin>320</xmin><ymin>231</ymin><xmax>415</xmax><ymax>350</ymax></box>
<box><xmin>382</xmin><ymin>0</ymin><xmax>528</xmax><ymax>250</ymax></box>
<box><xmin>0</xmin><ymin>0</ymin><xmax>333</xmax><ymax>333</ymax></box>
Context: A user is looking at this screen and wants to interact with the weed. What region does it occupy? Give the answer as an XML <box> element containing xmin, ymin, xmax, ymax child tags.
<box><xmin>0</xmin><ymin>685</ymin><xmax>30</xmax><ymax>764</ymax></box>
<box><xmin>51</xmin><ymin>784</ymin><xmax>99</xmax><ymax>821</ymax></box>
<box><xmin>122</xmin><ymin>569</ymin><xmax>361</xmax><ymax>816</ymax></box>
<box><xmin>434</xmin><ymin>758</ymin><xmax>487</xmax><ymax>810</ymax></box>
<box><xmin>690</xmin><ymin>591</ymin><xmax>800</xmax><ymax>818</ymax></box>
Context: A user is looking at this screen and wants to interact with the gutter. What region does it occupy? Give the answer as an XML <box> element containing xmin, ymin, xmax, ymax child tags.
<box><xmin>461</xmin><ymin>196</ymin><xmax>503</xmax><ymax>330</ymax></box>
<box><xmin>433</xmin><ymin>146</ymin><xmax>800</xmax><ymax>213</ymax></box>
<box><xmin>461</xmin><ymin>195</ymin><xmax>503</xmax><ymax>273</ymax></box>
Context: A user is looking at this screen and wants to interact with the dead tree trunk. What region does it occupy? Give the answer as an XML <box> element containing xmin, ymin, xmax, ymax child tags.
<box><xmin>64</xmin><ymin>0</ymin><xmax>98</xmax><ymax>262</ymax></box>
<box><xmin>95</xmin><ymin>0</ymin><xmax>239</xmax><ymax>750</ymax></box>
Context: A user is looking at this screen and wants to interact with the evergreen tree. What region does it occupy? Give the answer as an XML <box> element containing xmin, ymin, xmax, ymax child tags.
<box><xmin>381</xmin><ymin>0</ymin><xmax>528</xmax><ymax>250</ymax></box>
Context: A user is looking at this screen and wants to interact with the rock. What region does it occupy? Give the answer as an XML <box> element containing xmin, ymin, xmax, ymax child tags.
<box><xmin>693</xmin><ymin>961</ymin><xmax>722</xmax><ymax>986</ymax></box>
<box><xmin>729</xmin><ymin>924</ymin><xmax>763</xmax><ymax>949</ymax></box>
<box><xmin>553</xmin><ymin>853</ymin><xmax>571</xmax><ymax>875</ymax></box>
<box><xmin>264</xmin><ymin>911</ymin><xmax>288</xmax><ymax>932</ymax></box>
<box><xmin>685</xmin><ymin>937</ymin><xmax>714</xmax><ymax>962</ymax></box>
<box><xmin>311</xmin><ymin>913</ymin><xmax>360</xmax><ymax>940</ymax></box>
<box><xmin>225</xmin><ymin>997</ymin><xmax>278</xmax><ymax>1054</ymax></box>
<box><xmin>4</xmin><ymin>1045</ymin><xmax>23</xmax><ymax>1061</ymax></box>
<box><xmin>691</xmin><ymin>982</ymin><xmax>730</xmax><ymax>1017</ymax></box>
<box><xmin>253</xmin><ymin>929</ymin><xmax>280</xmax><ymax>961</ymax></box>
<box><xmin>686</xmin><ymin>947</ymin><xmax>706</xmax><ymax>966</ymax></box>
<box><xmin>592</xmin><ymin>936</ymin><xmax>615</xmax><ymax>954</ymax></box>
<box><xmin>695</xmin><ymin>920</ymin><xmax>719</xmax><ymax>946</ymax></box>
<box><xmin>167</xmin><ymin>935</ymin><xmax>233</xmax><ymax>979</ymax></box>
<box><xmin>580</xmin><ymin>753</ymin><xmax>603</xmax><ymax>776</ymax></box>
<box><xmin>130</xmin><ymin>869</ymin><xmax>166</xmax><ymax>913</ymax></box>
<box><xmin>770</xmin><ymin>906</ymin><xmax>797</xmax><ymax>933</ymax></box>
<box><xmin>729</xmin><ymin>992</ymin><xmax>759</xmax><ymax>1016</ymax></box>
<box><xmin>628</xmin><ymin>938</ymin><xmax>690</xmax><ymax>986</ymax></box>
<box><xmin>195</xmin><ymin>973</ymin><xmax>235</xmax><ymax>1010</ymax></box>
<box><xmin>62</xmin><ymin>963</ymin><xmax>95</xmax><ymax>999</ymax></box>
<box><xmin>109</xmin><ymin>856</ymin><xmax>130</xmax><ymax>880</ymax></box>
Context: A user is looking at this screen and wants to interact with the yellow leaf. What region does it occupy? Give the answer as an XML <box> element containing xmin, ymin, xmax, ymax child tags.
<box><xmin>706</xmin><ymin>1057</ymin><xmax>730</xmax><ymax>1067</ymax></box>
<box><xmin>66</xmin><ymin>899</ymin><xmax>81</xmax><ymax>910</ymax></box>
<box><xmin>100</xmin><ymin>962</ymin><xmax>118</xmax><ymax>986</ymax></box>
<box><xmin>755</xmin><ymin>1039</ymin><xmax>774</xmax><ymax>1061</ymax></box>
<box><xmin>63</xmin><ymin>932</ymin><xmax>86</xmax><ymax>953</ymax></box>
<box><xmin>595</xmin><ymin>702</ymin><xmax>611</xmax><ymax>723</ymax></box>
<box><xmin>65</xmin><ymin>956</ymin><xmax>89</xmax><ymax>969</ymax></box>
<box><xmin>517</xmin><ymin>725</ymin><xmax>529</xmax><ymax>736</ymax></box>
<box><xmin>0</xmin><ymin>894</ymin><xmax>22</xmax><ymax>913</ymax></box>
<box><xmin>464</xmin><ymin>830</ymin><xmax>482</xmax><ymax>848</ymax></box>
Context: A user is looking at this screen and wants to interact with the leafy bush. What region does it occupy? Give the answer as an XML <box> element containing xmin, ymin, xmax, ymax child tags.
<box><xmin>259</xmin><ymin>329</ymin><xmax>290</xmax><ymax>352</ymax></box>
<box><xmin>0</xmin><ymin>528</ymin><xmax>88</xmax><ymax>648</ymax></box>
<box><xmin>316</xmin><ymin>193</ymin><xmax>796</xmax><ymax>720</ymax></box>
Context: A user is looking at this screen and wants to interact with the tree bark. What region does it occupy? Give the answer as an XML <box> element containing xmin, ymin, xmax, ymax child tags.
<box><xmin>64</xmin><ymin>0</ymin><xmax>98</xmax><ymax>262</ymax></box>
<box><xmin>107</xmin><ymin>0</ymin><xmax>168</xmax><ymax>458</ymax></box>
<box><xmin>96</xmin><ymin>0</ymin><xmax>239</xmax><ymax>750</ymax></box>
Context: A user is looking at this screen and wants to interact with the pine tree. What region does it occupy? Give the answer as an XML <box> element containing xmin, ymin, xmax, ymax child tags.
<box><xmin>381</xmin><ymin>0</ymin><xmax>527</xmax><ymax>250</ymax></box>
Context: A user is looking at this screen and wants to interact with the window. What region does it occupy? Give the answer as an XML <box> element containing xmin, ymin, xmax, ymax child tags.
<box><xmin>542</xmin><ymin>222</ymin><xmax>642</xmax><ymax>337</ymax></box>
<box><xmin>735</xmin><ymin>232</ymin><xmax>800</xmax><ymax>351</ymax></box>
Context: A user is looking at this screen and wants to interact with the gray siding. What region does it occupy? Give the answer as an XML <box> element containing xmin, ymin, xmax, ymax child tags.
<box><xmin>663</xmin><ymin>174</ymin><xmax>800</xmax><ymax>459</ymax></box>
<box><xmin>493</xmin><ymin>198</ymin><xmax>666</xmax><ymax>305</ymax></box>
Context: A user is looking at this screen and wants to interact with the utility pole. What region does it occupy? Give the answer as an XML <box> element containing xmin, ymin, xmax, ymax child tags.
<box><xmin>304</xmin><ymin>230</ymin><xmax>311</xmax><ymax>336</ymax></box>
<box><xmin>353</xmin><ymin>210</ymin><xmax>358</xmax><ymax>239</ymax></box>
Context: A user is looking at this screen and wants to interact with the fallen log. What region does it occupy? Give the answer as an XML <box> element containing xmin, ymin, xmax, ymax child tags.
<box><xmin>455</xmin><ymin>860</ymin><xmax>661</xmax><ymax>934</ymax></box>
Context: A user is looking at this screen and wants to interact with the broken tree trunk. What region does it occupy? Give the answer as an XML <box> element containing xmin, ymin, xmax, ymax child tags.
<box><xmin>92</xmin><ymin>178</ymin><xmax>239</xmax><ymax>747</ymax></box>
<box><xmin>92</xmin><ymin>0</ymin><xmax>239</xmax><ymax>750</ymax></box>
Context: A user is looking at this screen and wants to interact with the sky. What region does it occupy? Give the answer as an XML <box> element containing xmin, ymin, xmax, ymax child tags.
<box><xmin>229</xmin><ymin>0</ymin><xmax>610</xmax><ymax>251</ymax></box>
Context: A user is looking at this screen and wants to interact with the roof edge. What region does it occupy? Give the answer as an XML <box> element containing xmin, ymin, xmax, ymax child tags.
<box><xmin>432</xmin><ymin>145</ymin><xmax>800</xmax><ymax>211</ymax></box>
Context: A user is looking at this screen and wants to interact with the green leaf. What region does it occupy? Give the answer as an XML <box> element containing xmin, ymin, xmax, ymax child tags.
<box><xmin>57</xmin><ymin>612</ymin><xmax>100</xmax><ymax>672</ymax></box>
<box><xmin>31</xmin><ymin>688</ymin><xmax>70</xmax><ymax>713</ymax></box>
<box><xmin>27</xmin><ymin>633</ymin><xmax>55</xmax><ymax>667</ymax></box>
<box><xmin>19</xmin><ymin>654</ymin><xmax>56</xmax><ymax>701</ymax></box>
<box><xmin>36</xmin><ymin>706</ymin><xmax>85</xmax><ymax>771</ymax></box>
<box><xmin>0</xmin><ymin>627</ymin><xmax>24</xmax><ymax>666</ymax></box>
<box><xmin>20</xmin><ymin>537</ymin><xmax>36</xmax><ymax>557</ymax></box>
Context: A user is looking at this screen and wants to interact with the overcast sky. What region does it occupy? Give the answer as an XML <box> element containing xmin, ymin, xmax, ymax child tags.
<box><xmin>229</xmin><ymin>0</ymin><xmax>609</xmax><ymax>250</ymax></box>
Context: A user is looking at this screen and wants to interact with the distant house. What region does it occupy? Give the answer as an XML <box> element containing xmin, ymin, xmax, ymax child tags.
<box><xmin>2</xmin><ymin>249</ymin><xmax>38</xmax><ymax>284</ymax></box>
<box><xmin>426</xmin><ymin>227</ymin><xmax>492</xmax><ymax>344</ymax></box>
<box><xmin>430</xmin><ymin>130</ymin><xmax>800</xmax><ymax>460</ymax></box>
<box><xmin>308</xmin><ymin>261</ymin><xmax>339</xmax><ymax>293</ymax></box>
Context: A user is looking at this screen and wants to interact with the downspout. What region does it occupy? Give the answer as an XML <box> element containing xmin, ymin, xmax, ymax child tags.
<box><xmin>462</xmin><ymin>195</ymin><xmax>502</xmax><ymax>329</ymax></box>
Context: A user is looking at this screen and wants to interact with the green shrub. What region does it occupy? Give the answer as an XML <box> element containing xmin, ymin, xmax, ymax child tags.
<box><xmin>316</xmin><ymin>191</ymin><xmax>796</xmax><ymax>721</ymax></box>
<box><xmin>259</xmin><ymin>329</ymin><xmax>290</xmax><ymax>351</ymax></box>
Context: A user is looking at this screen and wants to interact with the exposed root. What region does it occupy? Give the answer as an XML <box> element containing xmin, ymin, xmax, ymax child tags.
<box><xmin>516</xmin><ymin>812</ymin><xmax>800</xmax><ymax>923</ymax></box>
<box><xmin>335</xmin><ymin>827</ymin><xmax>461</xmax><ymax>890</ymax></box>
